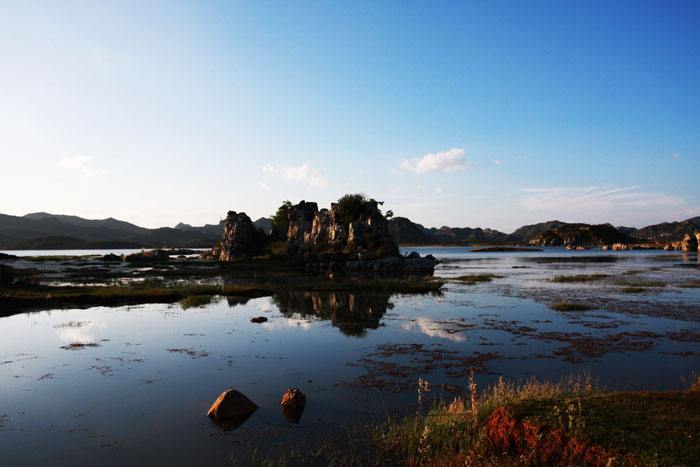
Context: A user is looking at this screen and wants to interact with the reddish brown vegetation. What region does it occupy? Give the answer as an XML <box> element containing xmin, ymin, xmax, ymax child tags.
<box><xmin>486</xmin><ymin>407</ymin><xmax>635</xmax><ymax>466</ymax></box>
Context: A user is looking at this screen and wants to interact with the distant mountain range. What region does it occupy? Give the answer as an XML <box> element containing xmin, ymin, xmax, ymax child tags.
<box><xmin>0</xmin><ymin>211</ymin><xmax>698</xmax><ymax>250</ymax></box>
<box><xmin>388</xmin><ymin>216</ymin><xmax>700</xmax><ymax>246</ymax></box>
<box><xmin>0</xmin><ymin>212</ymin><xmax>272</xmax><ymax>250</ymax></box>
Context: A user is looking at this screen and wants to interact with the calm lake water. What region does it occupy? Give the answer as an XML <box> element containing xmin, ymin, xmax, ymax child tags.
<box><xmin>1</xmin><ymin>247</ymin><xmax>699</xmax><ymax>465</ymax></box>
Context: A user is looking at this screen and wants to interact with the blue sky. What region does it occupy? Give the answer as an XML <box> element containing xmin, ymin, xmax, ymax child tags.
<box><xmin>1</xmin><ymin>1</ymin><xmax>698</xmax><ymax>232</ymax></box>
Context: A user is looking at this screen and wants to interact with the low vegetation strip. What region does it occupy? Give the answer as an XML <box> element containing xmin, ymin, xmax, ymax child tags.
<box><xmin>551</xmin><ymin>274</ymin><xmax>609</xmax><ymax>283</ymax></box>
<box><xmin>549</xmin><ymin>302</ymin><xmax>595</xmax><ymax>312</ymax></box>
<box><xmin>369</xmin><ymin>376</ymin><xmax>700</xmax><ymax>466</ymax></box>
<box><xmin>0</xmin><ymin>276</ymin><xmax>443</xmax><ymax>313</ymax></box>
<box><xmin>453</xmin><ymin>274</ymin><xmax>503</xmax><ymax>285</ymax></box>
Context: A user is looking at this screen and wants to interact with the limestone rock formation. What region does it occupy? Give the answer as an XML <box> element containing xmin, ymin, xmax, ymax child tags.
<box><xmin>209</xmin><ymin>196</ymin><xmax>436</xmax><ymax>276</ymax></box>
<box><xmin>287</xmin><ymin>197</ymin><xmax>399</xmax><ymax>259</ymax></box>
<box><xmin>681</xmin><ymin>233</ymin><xmax>699</xmax><ymax>252</ymax></box>
<box><xmin>211</xmin><ymin>211</ymin><xmax>264</xmax><ymax>261</ymax></box>
<box><xmin>207</xmin><ymin>388</ymin><xmax>258</xmax><ymax>430</ymax></box>
<box><xmin>285</xmin><ymin>201</ymin><xmax>319</xmax><ymax>253</ymax></box>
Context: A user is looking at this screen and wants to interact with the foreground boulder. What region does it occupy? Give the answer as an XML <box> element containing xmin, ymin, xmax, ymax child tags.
<box><xmin>210</xmin><ymin>211</ymin><xmax>265</xmax><ymax>260</ymax></box>
<box><xmin>681</xmin><ymin>233</ymin><xmax>699</xmax><ymax>252</ymax></box>
<box><xmin>0</xmin><ymin>264</ymin><xmax>16</xmax><ymax>285</ymax></box>
<box><xmin>280</xmin><ymin>388</ymin><xmax>306</xmax><ymax>423</ymax></box>
<box><xmin>207</xmin><ymin>389</ymin><xmax>258</xmax><ymax>430</ymax></box>
<box><xmin>280</xmin><ymin>388</ymin><xmax>306</xmax><ymax>409</ymax></box>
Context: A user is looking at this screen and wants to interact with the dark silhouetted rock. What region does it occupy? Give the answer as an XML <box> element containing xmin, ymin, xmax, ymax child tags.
<box><xmin>102</xmin><ymin>253</ymin><xmax>123</xmax><ymax>262</ymax></box>
<box><xmin>211</xmin><ymin>211</ymin><xmax>264</xmax><ymax>261</ymax></box>
<box><xmin>125</xmin><ymin>249</ymin><xmax>170</xmax><ymax>262</ymax></box>
<box><xmin>0</xmin><ymin>252</ymin><xmax>18</xmax><ymax>260</ymax></box>
<box><xmin>207</xmin><ymin>389</ymin><xmax>258</xmax><ymax>431</ymax></box>
<box><xmin>250</xmin><ymin>316</ymin><xmax>268</xmax><ymax>323</ymax></box>
<box><xmin>0</xmin><ymin>264</ymin><xmax>16</xmax><ymax>285</ymax></box>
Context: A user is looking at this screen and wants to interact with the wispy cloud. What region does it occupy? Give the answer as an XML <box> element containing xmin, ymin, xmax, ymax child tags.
<box><xmin>491</xmin><ymin>159</ymin><xmax>503</xmax><ymax>165</ymax></box>
<box><xmin>520</xmin><ymin>186</ymin><xmax>685</xmax><ymax>212</ymax></box>
<box><xmin>258</xmin><ymin>181</ymin><xmax>270</xmax><ymax>190</ymax></box>
<box><xmin>671</xmin><ymin>152</ymin><xmax>682</xmax><ymax>160</ymax></box>
<box><xmin>58</xmin><ymin>156</ymin><xmax>105</xmax><ymax>176</ymax></box>
<box><xmin>261</xmin><ymin>163</ymin><xmax>328</xmax><ymax>187</ymax></box>
<box><xmin>399</xmin><ymin>148</ymin><xmax>470</xmax><ymax>174</ymax></box>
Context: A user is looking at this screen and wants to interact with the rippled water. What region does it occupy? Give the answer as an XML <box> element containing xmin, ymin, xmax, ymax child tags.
<box><xmin>1</xmin><ymin>248</ymin><xmax>699</xmax><ymax>465</ymax></box>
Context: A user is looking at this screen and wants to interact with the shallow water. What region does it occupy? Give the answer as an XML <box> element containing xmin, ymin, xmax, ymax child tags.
<box><xmin>1</xmin><ymin>248</ymin><xmax>699</xmax><ymax>465</ymax></box>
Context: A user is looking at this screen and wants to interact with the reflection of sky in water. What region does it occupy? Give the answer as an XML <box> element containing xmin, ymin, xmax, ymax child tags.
<box><xmin>401</xmin><ymin>317</ymin><xmax>467</xmax><ymax>342</ymax></box>
<box><xmin>53</xmin><ymin>320</ymin><xmax>107</xmax><ymax>343</ymax></box>
<box><xmin>1</xmin><ymin>249</ymin><xmax>699</xmax><ymax>465</ymax></box>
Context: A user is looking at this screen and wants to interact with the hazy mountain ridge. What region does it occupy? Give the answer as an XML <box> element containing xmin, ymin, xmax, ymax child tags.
<box><xmin>388</xmin><ymin>217</ymin><xmax>700</xmax><ymax>246</ymax></box>
<box><xmin>1</xmin><ymin>212</ymin><xmax>699</xmax><ymax>249</ymax></box>
<box><xmin>0</xmin><ymin>213</ymin><xmax>222</xmax><ymax>249</ymax></box>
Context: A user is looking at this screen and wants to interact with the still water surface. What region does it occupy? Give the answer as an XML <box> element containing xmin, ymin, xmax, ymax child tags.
<box><xmin>1</xmin><ymin>247</ymin><xmax>699</xmax><ymax>465</ymax></box>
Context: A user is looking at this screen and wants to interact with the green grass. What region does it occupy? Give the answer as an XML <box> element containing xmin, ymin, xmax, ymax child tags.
<box><xmin>549</xmin><ymin>301</ymin><xmax>595</xmax><ymax>311</ymax></box>
<box><xmin>453</xmin><ymin>273</ymin><xmax>503</xmax><ymax>285</ymax></box>
<box><xmin>551</xmin><ymin>274</ymin><xmax>609</xmax><ymax>283</ymax></box>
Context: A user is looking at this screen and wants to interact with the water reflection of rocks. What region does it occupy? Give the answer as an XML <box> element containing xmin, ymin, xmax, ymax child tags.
<box><xmin>272</xmin><ymin>291</ymin><xmax>393</xmax><ymax>337</ymax></box>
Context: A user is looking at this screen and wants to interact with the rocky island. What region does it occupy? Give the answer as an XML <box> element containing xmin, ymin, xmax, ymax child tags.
<box><xmin>207</xmin><ymin>194</ymin><xmax>437</xmax><ymax>277</ymax></box>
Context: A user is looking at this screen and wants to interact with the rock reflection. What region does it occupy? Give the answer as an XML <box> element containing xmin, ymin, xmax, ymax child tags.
<box><xmin>272</xmin><ymin>291</ymin><xmax>392</xmax><ymax>337</ymax></box>
<box><xmin>281</xmin><ymin>405</ymin><xmax>304</xmax><ymax>424</ymax></box>
<box><xmin>210</xmin><ymin>409</ymin><xmax>257</xmax><ymax>431</ymax></box>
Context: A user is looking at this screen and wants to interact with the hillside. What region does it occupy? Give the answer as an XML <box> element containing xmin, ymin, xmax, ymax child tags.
<box><xmin>387</xmin><ymin>217</ymin><xmax>436</xmax><ymax>244</ymax></box>
<box><xmin>388</xmin><ymin>217</ymin><xmax>508</xmax><ymax>244</ymax></box>
<box><xmin>632</xmin><ymin>217</ymin><xmax>700</xmax><ymax>242</ymax></box>
<box><xmin>507</xmin><ymin>220</ymin><xmax>567</xmax><ymax>242</ymax></box>
<box><xmin>0</xmin><ymin>213</ymin><xmax>222</xmax><ymax>249</ymax></box>
<box><xmin>527</xmin><ymin>223</ymin><xmax>632</xmax><ymax>247</ymax></box>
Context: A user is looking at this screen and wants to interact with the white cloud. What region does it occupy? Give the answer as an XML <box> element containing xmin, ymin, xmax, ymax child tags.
<box><xmin>258</xmin><ymin>181</ymin><xmax>270</xmax><ymax>190</ymax></box>
<box><xmin>671</xmin><ymin>152</ymin><xmax>682</xmax><ymax>160</ymax></box>
<box><xmin>434</xmin><ymin>186</ymin><xmax>443</xmax><ymax>194</ymax></box>
<box><xmin>58</xmin><ymin>156</ymin><xmax>105</xmax><ymax>176</ymax></box>
<box><xmin>261</xmin><ymin>163</ymin><xmax>328</xmax><ymax>187</ymax></box>
<box><xmin>491</xmin><ymin>159</ymin><xmax>503</xmax><ymax>165</ymax></box>
<box><xmin>520</xmin><ymin>186</ymin><xmax>685</xmax><ymax>212</ymax></box>
<box><xmin>399</xmin><ymin>148</ymin><xmax>470</xmax><ymax>174</ymax></box>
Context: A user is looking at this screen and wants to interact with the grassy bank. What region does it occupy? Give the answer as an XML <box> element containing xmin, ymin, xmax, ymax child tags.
<box><xmin>368</xmin><ymin>375</ymin><xmax>700</xmax><ymax>466</ymax></box>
